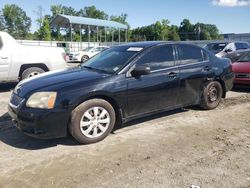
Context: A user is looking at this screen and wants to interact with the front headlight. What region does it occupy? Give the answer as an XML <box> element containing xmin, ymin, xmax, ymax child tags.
<box><xmin>26</xmin><ymin>92</ymin><xmax>57</xmax><ymax>109</ymax></box>
<box><xmin>74</xmin><ymin>53</ymin><xmax>80</xmax><ymax>57</ymax></box>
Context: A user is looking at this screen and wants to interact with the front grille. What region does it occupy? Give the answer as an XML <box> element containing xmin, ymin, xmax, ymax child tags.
<box><xmin>10</xmin><ymin>93</ymin><xmax>23</xmax><ymax>107</ymax></box>
<box><xmin>235</xmin><ymin>73</ymin><xmax>250</xmax><ymax>78</ymax></box>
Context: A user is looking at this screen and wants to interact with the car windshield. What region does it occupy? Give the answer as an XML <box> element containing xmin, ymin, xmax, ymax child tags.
<box><xmin>204</xmin><ymin>43</ymin><xmax>227</xmax><ymax>52</ymax></box>
<box><xmin>238</xmin><ymin>52</ymin><xmax>250</xmax><ymax>63</ymax></box>
<box><xmin>81</xmin><ymin>46</ymin><xmax>142</xmax><ymax>74</ymax></box>
<box><xmin>82</xmin><ymin>47</ymin><xmax>94</xmax><ymax>52</ymax></box>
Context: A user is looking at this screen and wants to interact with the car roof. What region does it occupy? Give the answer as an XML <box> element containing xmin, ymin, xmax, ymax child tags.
<box><xmin>119</xmin><ymin>41</ymin><xmax>201</xmax><ymax>48</ymax></box>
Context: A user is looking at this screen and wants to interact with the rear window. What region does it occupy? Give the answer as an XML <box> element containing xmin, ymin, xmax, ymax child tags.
<box><xmin>178</xmin><ymin>44</ymin><xmax>204</xmax><ymax>65</ymax></box>
<box><xmin>235</xmin><ymin>43</ymin><xmax>250</xmax><ymax>50</ymax></box>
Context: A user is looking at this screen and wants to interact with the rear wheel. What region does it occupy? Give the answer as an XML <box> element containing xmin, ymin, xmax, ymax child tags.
<box><xmin>21</xmin><ymin>67</ymin><xmax>45</xmax><ymax>80</ymax></box>
<box><xmin>69</xmin><ymin>99</ymin><xmax>116</xmax><ymax>144</ymax></box>
<box><xmin>200</xmin><ymin>81</ymin><xmax>223</xmax><ymax>110</ymax></box>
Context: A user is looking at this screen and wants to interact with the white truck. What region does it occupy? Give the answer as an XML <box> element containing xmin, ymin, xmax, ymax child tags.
<box><xmin>0</xmin><ymin>31</ymin><xmax>67</xmax><ymax>83</ymax></box>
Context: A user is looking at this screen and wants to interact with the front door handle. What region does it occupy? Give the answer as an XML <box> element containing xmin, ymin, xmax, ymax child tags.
<box><xmin>203</xmin><ymin>66</ymin><xmax>211</xmax><ymax>72</ymax></box>
<box><xmin>168</xmin><ymin>72</ymin><xmax>177</xmax><ymax>78</ymax></box>
<box><xmin>0</xmin><ymin>57</ymin><xmax>8</xmax><ymax>60</ymax></box>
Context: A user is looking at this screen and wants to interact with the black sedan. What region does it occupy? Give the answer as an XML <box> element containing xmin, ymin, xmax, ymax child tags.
<box><xmin>8</xmin><ymin>42</ymin><xmax>234</xmax><ymax>144</ymax></box>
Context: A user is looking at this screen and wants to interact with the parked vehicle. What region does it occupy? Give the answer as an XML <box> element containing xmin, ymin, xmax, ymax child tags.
<box><xmin>224</xmin><ymin>49</ymin><xmax>250</xmax><ymax>63</ymax></box>
<box><xmin>232</xmin><ymin>51</ymin><xmax>250</xmax><ymax>85</ymax></box>
<box><xmin>0</xmin><ymin>31</ymin><xmax>67</xmax><ymax>83</ymax></box>
<box><xmin>69</xmin><ymin>46</ymin><xmax>109</xmax><ymax>63</ymax></box>
<box><xmin>204</xmin><ymin>42</ymin><xmax>228</xmax><ymax>54</ymax></box>
<box><xmin>8</xmin><ymin>42</ymin><xmax>234</xmax><ymax>144</ymax></box>
<box><xmin>216</xmin><ymin>41</ymin><xmax>250</xmax><ymax>57</ymax></box>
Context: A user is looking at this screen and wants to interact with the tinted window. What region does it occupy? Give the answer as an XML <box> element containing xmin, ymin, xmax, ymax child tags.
<box><xmin>238</xmin><ymin>52</ymin><xmax>250</xmax><ymax>62</ymax></box>
<box><xmin>202</xmin><ymin>49</ymin><xmax>209</xmax><ymax>61</ymax></box>
<box><xmin>178</xmin><ymin>44</ymin><xmax>203</xmax><ymax>65</ymax></box>
<box><xmin>235</xmin><ymin>43</ymin><xmax>250</xmax><ymax>50</ymax></box>
<box><xmin>94</xmin><ymin>47</ymin><xmax>102</xmax><ymax>52</ymax></box>
<box><xmin>136</xmin><ymin>45</ymin><xmax>175</xmax><ymax>70</ymax></box>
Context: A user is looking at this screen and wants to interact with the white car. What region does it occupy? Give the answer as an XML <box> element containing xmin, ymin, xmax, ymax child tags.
<box><xmin>69</xmin><ymin>46</ymin><xmax>109</xmax><ymax>63</ymax></box>
<box><xmin>0</xmin><ymin>31</ymin><xmax>67</xmax><ymax>83</ymax></box>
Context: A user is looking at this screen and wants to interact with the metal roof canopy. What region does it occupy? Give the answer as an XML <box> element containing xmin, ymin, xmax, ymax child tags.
<box><xmin>50</xmin><ymin>14</ymin><xmax>128</xmax><ymax>30</ymax></box>
<box><xmin>50</xmin><ymin>14</ymin><xmax>128</xmax><ymax>49</ymax></box>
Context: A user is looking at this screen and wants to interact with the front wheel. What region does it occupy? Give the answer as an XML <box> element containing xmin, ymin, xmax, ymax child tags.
<box><xmin>81</xmin><ymin>55</ymin><xmax>89</xmax><ymax>63</ymax></box>
<box><xmin>200</xmin><ymin>81</ymin><xmax>223</xmax><ymax>110</ymax></box>
<box><xmin>69</xmin><ymin>99</ymin><xmax>116</xmax><ymax>144</ymax></box>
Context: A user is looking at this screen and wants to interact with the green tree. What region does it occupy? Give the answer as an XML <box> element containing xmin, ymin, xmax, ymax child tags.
<box><xmin>0</xmin><ymin>11</ymin><xmax>4</xmax><ymax>31</ymax></box>
<box><xmin>179</xmin><ymin>19</ymin><xmax>195</xmax><ymax>40</ymax></box>
<box><xmin>168</xmin><ymin>25</ymin><xmax>180</xmax><ymax>41</ymax></box>
<box><xmin>1</xmin><ymin>4</ymin><xmax>31</xmax><ymax>39</ymax></box>
<box><xmin>194</xmin><ymin>23</ymin><xmax>221</xmax><ymax>40</ymax></box>
<box><xmin>78</xmin><ymin>6</ymin><xmax>108</xmax><ymax>19</ymax></box>
<box><xmin>51</xmin><ymin>5</ymin><xmax>78</xmax><ymax>16</ymax></box>
<box><xmin>36</xmin><ymin>18</ymin><xmax>51</xmax><ymax>40</ymax></box>
<box><xmin>110</xmin><ymin>13</ymin><xmax>130</xmax><ymax>42</ymax></box>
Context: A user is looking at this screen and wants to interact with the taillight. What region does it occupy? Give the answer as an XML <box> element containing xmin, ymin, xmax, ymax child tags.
<box><xmin>229</xmin><ymin>61</ymin><xmax>233</xmax><ymax>72</ymax></box>
<box><xmin>62</xmin><ymin>53</ymin><xmax>68</xmax><ymax>62</ymax></box>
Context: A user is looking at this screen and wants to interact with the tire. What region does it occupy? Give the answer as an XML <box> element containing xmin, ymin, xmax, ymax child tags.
<box><xmin>200</xmin><ymin>81</ymin><xmax>223</xmax><ymax>110</ymax></box>
<box><xmin>81</xmin><ymin>55</ymin><xmax>89</xmax><ymax>63</ymax></box>
<box><xmin>21</xmin><ymin>67</ymin><xmax>45</xmax><ymax>80</ymax></box>
<box><xmin>69</xmin><ymin>99</ymin><xmax>116</xmax><ymax>144</ymax></box>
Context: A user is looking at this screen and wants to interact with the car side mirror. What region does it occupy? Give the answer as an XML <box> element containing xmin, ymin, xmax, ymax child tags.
<box><xmin>131</xmin><ymin>65</ymin><xmax>151</xmax><ymax>77</ymax></box>
<box><xmin>225</xmin><ymin>49</ymin><xmax>232</xmax><ymax>53</ymax></box>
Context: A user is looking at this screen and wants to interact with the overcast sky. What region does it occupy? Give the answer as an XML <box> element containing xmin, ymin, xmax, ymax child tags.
<box><xmin>0</xmin><ymin>0</ymin><xmax>249</xmax><ymax>34</ymax></box>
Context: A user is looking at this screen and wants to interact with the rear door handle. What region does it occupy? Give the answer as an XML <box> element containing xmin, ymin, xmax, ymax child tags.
<box><xmin>0</xmin><ymin>57</ymin><xmax>8</xmax><ymax>60</ymax></box>
<box><xmin>168</xmin><ymin>72</ymin><xmax>177</xmax><ymax>78</ymax></box>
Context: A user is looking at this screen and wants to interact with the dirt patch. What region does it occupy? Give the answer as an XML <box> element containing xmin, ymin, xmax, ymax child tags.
<box><xmin>0</xmin><ymin>91</ymin><xmax>249</xmax><ymax>188</ymax></box>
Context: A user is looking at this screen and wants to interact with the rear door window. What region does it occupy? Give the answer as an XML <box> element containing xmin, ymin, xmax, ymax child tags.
<box><xmin>136</xmin><ymin>45</ymin><xmax>175</xmax><ymax>71</ymax></box>
<box><xmin>235</xmin><ymin>43</ymin><xmax>250</xmax><ymax>50</ymax></box>
<box><xmin>177</xmin><ymin>44</ymin><xmax>204</xmax><ymax>65</ymax></box>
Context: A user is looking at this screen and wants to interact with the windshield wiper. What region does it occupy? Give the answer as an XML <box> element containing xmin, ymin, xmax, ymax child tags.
<box><xmin>82</xmin><ymin>66</ymin><xmax>111</xmax><ymax>74</ymax></box>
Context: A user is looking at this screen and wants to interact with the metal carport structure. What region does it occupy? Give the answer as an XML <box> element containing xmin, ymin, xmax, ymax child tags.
<box><xmin>50</xmin><ymin>14</ymin><xmax>128</xmax><ymax>49</ymax></box>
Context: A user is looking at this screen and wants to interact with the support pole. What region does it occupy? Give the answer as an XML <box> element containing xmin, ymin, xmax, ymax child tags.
<box><xmin>118</xmin><ymin>28</ymin><xmax>121</xmax><ymax>44</ymax></box>
<box><xmin>88</xmin><ymin>25</ymin><xmax>90</xmax><ymax>47</ymax></box>
<box><xmin>125</xmin><ymin>29</ymin><xmax>128</xmax><ymax>43</ymax></box>
<box><xmin>112</xmin><ymin>28</ymin><xmax>114</xmax><ymax>46</ymax></box>
<box><xmin>105</xmin><ymin>27</ymin><xmax>107</xmax><ymax>44</ymax></box>
<box><xmin>70</xmin><ymin>23</ymin><xmax>73</xmax><ymax>51</ymax></box>
<box><xmin>96</xmin><ymin>26</ymin><xmax>99</xmax><ymax>44</ymax></box>
<box><xmin>99</xmin><ymin>30</ymin><xmax>102</xmax><ymax>44</ymax></box>
<box><xmin>79</xmin><ymin>25</ymin><xmax>82</xmax><ymax>51</ymax></box>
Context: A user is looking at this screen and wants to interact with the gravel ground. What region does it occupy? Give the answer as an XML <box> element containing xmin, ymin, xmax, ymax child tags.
<box><xmin>0</xmin><ymin>84</ymin><xmax>250</xmax><ymax>188</ymax></box>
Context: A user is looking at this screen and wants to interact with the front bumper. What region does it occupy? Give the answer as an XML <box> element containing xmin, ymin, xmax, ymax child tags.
<box><xmin>8</xmin><ymin>97</ymin><xmax>71</xmax><ymax>139</ymax></box>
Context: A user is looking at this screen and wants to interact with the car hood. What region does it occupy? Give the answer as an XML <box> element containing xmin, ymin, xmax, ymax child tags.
<box><xmin>232</xmin><ymin>62</ymin><xmax>250</xmax><ymax>73</ymax></box>
<box><xmin>15</xmin><ymin>67</ymin><xmax>110</xmax><ymax>97</ymax></box>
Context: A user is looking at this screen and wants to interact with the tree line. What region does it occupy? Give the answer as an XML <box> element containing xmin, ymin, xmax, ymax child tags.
<box><xmin>0</xmin><ymin>4</ymin><xmax>223</xmax><ymax>42</ymax></box>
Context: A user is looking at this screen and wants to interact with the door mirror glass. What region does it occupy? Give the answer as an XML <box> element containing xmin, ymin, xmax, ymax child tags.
<box><xmin>131</xmin><ymin>65</ymin><xmax>151</xmax><ymax>77</ymax></box>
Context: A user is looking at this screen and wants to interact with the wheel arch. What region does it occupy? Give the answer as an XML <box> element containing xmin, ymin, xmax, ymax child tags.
<box><xmin>69</xmin><ymin>93</ymin><xmax>124</xmax><ymax>132</ymax></box>
<box><xmin>216</xmin><ymin>78</ymin><xmax>226</xmax><ymax>98</ymax></box>
<box><xmin>18</xmin><ymin>63</ymin><xmax>49</xmax><ymax>79</ymax></box>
